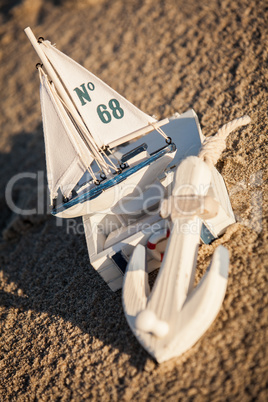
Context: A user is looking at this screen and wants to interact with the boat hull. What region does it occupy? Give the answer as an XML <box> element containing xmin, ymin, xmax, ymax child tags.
<box><xmin>52</xmin><ymin>144</ymin><xmax>176</xmax><ymax>218</ymax></box>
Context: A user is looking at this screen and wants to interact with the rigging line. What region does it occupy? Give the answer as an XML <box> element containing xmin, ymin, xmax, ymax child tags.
<box><xmin>99</xmin><ymin>148</ymin><xmax>119</xmax><ymax>171</ymax></box>
<box><xmin>149</xmin><ymin>122</ymin><xmax>169</xmax><ymax>140</ymax></box>
<box><xmin>99</xmin><ymin>145</ymin><xmax>122</xmax><ymax>172</ymax></box>
<box><xmin>87</xmin><ymin>163</ymin><xmax>98</xmax><ymax>183</ymax></box>
<box><xmin>107</xmin><ymin>147</ymin><xmax>121</xmax><ymax>164</ymax></box>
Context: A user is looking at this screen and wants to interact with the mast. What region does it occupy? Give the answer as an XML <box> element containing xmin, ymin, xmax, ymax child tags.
<box><xmin>24</xmin><ymin>27</ymin><xmax>109</xmax><ymax>171</ymax></box>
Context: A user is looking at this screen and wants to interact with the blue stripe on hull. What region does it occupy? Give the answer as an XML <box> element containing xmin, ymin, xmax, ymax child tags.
<box><xmin>52</xmin><ymin>143</ymin><xmax>176</xmax><ymax>215</ymax></box>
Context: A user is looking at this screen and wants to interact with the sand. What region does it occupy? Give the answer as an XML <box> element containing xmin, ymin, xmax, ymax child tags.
<box><xmin>0</xmin><ymin>0</ymin><xmax>267</xmax><ymax>400</ymax></box>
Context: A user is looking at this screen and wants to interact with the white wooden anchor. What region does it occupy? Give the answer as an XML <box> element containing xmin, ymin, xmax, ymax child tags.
<box><xmin>122</xmin><ymin>156</ymin><xmax>229</xmax><ymax>362</ymax></box>
<box><xmin>122</xmin><ymin>116</ymin><xmax>251</xmax><ymax>362</ymax></box>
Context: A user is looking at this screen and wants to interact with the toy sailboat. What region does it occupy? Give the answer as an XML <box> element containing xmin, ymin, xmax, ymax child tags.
<box><xmin>25</xmin><ymin>27</ymin><xmax>251</xmax><ymax>362</ymax></box>
<box><xmin>25</xmin><ymin>27</ymin><xmax>176</xmax><ymax>218</ymax></box>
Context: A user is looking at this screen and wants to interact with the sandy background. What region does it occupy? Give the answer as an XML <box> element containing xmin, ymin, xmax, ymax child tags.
<box><xmin>0</xmin><ymin>0</ymin><xmax>267</xmax><ymax>400</ymax></box>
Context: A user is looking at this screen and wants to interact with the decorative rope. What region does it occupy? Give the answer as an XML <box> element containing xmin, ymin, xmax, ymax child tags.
<box><xmin>198</xmin><ymin>115</ymin><xmax>251</xmax><ymax>168</ymax></box>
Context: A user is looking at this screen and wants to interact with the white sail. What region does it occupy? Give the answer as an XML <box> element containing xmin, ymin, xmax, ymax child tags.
<box><xmin>40</xmin><ymin>40</ymin><xmax>157</xmax><ymax>148</ymax></box>
<box><xmin>40</xmin><ymin>73</ymin><xmax>93</xmax><ymax>202</ymax></box>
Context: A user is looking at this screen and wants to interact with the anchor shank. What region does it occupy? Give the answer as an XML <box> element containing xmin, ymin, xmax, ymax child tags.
<box><xmin>147</xmin><ymin>216</ymin><xmax>202</xmax><ymax>321</ymax></box>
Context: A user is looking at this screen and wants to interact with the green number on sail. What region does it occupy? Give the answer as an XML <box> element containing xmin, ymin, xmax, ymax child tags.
<box><xmin>97</xmin><ymin>104</ymin><xmax>112</xmax><ymax>124</ymax></box>
<box><xmin>97</xmin><ymin>99</ymin><xmax>124</xmax><ymax>124</ymax></box>
<box><xmin>108</xmin><ymin>99</ymin><xmax>124</xmax><ymax>119</ymax></box>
